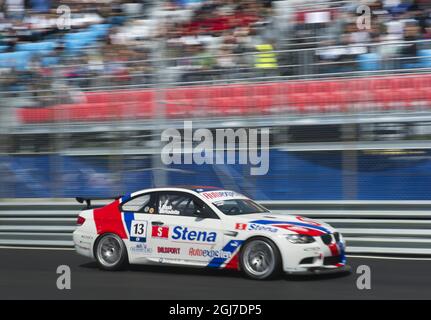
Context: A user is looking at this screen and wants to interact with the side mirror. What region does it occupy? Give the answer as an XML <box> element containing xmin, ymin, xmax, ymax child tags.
<box><xmin>194</xmin><ymin>208</ymin><xmax>202</xmax><ymax>216</ymax></box>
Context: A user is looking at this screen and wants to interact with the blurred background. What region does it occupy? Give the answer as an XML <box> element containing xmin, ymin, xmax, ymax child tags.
<box><xmin>1</xmin><ymin>0</ymin><xmax>431</xmax><ymax>200</ymax></box>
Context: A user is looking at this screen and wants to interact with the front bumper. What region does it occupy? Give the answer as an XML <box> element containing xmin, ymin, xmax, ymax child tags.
<box><xmin>277</xmin><ymin>235</ymin><xmax>348</xmax><ymax>274</ymax></box>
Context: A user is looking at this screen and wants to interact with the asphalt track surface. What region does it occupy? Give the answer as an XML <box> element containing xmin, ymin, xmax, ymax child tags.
<box><xmin>0</xmin><ymin>248</ymin><xmax>430</xmax><ymax>299</ymax></box>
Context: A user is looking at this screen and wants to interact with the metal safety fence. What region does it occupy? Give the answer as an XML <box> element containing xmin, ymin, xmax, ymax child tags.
<box><xmin>1</xmin><ymin>200</ymin><xmax>431</xmax><ymax>255</ymax></box>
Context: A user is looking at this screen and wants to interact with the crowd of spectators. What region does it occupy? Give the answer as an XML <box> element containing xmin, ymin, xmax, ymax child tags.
<box><xmin>307</xmin><ymin>0</ymin><xmax>431</xmax><ymax>74</ymax></box>
<box><xmin>1</xmin><ymin>0</ymin><xmax>431</xmax><ymax>108</ymax></box>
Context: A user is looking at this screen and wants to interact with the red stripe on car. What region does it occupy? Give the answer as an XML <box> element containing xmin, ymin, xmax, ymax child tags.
<box><xmin>224</xmin><ymin>253</ymin><xmax>240</xmax><ymax>270</ymax></box>
<box><xmin>93</xmin><ymin>199</ymin><xmax>127</xmax><ymax>238</ymax></box>
<box><xmin>275</xmin><ymin>224</ymin><xmax>325</xmax><ymax>236</ymax></box>
<box><xmin>328</xmin><ymin>243</ymin><xmax>339</xmax><ymax>256</ymax></box>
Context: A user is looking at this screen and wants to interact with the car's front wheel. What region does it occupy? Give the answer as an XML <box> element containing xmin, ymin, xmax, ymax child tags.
<box><xmin>240</xmin><ymin>237</ymin><xmax>281</xmax><ymax>280</ymax></box>
<box><xmin>94</xmin><ymin>233</ymin><xmax>128</xmax><ymax>271</ymax></box>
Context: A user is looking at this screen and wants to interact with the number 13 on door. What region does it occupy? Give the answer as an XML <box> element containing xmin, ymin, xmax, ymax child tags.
<box><xmin>130</xmin><ymin>220</ymin><xmax>147</xmax><ymax>242</ymax></box>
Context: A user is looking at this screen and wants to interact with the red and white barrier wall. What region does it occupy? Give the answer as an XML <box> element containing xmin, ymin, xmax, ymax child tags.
<box><xmin>17</xmin><ymin>74</ymin><xmax>431</xmax><ymax>123</ymax></box>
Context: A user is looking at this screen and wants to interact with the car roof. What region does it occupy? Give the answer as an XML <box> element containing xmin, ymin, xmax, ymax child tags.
<box><xmin>175</xmin><ymin>185</ymin><xmax>221</xmax><ymax>192</ymax></box>
<box><xmin>122</xmin><ymin>186</ymin><xmax>251</xmax><ymax>206</ymax></box>
<box><xmin>126</xmin><ymin>186</ymin><xmax>223</xmax><ymax>198</ymax></box>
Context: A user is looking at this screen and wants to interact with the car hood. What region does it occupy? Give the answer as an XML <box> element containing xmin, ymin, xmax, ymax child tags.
<box><xmin>232</xmin><ymin>213</ymin><xmax>336</xmax><ymax>235</ymax></box>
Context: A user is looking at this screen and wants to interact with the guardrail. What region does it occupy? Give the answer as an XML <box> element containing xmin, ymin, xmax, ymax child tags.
<box><xmin>260</xmin><ymin>201</ymin><xmax>431</xmax><ymax>255</ymax></box>
<box><xmin>1</xmin><ymin>200</ymin><xmax>431</xmax><ymax>255</ymax></box>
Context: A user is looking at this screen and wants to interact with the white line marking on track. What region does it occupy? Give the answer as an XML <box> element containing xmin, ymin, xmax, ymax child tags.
<box><xmin>346</xmin><ymin>255</ymin><xmax>431</xmax><ymax>261</ymax></box>
<box><xmin>0</xmin><ymin>246</ymin><xmax>74</xmax><ymax>251</ymax></box>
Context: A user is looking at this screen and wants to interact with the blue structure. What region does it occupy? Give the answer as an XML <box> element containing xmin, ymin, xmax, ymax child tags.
<box><xmin>1</xmin><ymin>150</ymin><xmax>430</xmax><ymax>200</ymax></box>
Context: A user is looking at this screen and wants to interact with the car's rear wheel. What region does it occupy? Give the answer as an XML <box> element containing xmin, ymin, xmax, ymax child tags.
<box><xmin>240</xmin><ymin>237</ymin><xmax>281</xmax><ymax>280</ymax></box>
<box><xmin>95</xmin><ymin>233</ymin><xmax>128</xmax><ymax>271</ymax></box>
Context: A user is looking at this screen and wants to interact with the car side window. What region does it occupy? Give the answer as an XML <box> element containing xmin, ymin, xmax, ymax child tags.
<box><xmin>121</xmin><ymin>194</ymin><xmax>157</xmax><ymax>213</ymax></box>
<box><xmin>157</xmin><ymin>192</ymin><xmax>219</xmax><ymax>219</ymax></box>
<box><xmin>194</xmin><ymin>197</ymin><xmax>219</xmax><ymax>219</ymax></box>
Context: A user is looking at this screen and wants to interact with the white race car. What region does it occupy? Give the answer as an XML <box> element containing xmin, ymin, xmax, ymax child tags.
<box><xmin>73</xmin><ymin>186</ymin><xmax>349</xmax><ymax>280</ymax></box>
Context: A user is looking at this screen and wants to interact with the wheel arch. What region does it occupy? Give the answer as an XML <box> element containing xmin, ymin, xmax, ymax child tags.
<box><xmin>92</xmin><ymin>232</ymin><xmax>128</xmax><ymax>260</ymax></box>
<box><xmin>239</xmin><ymin>235</ymin><xmax>284</xmax><ymax>270</ymax></box>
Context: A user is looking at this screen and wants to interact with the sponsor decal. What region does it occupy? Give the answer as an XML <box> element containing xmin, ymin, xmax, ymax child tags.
<box><xmin>201</xmin><ymin>190</ymin><xmax>242</xmax><ymax>201</ymax></box>
<box><xmin>159</xmin><ymin>200</ymin><xmax>180</xmax><ymax>215</ymax></box>
<box><xmin>235</xmin><ymin>223</ymin><xmax>247</xmax><ymax>230</ymax></box>
<box><xmin>189</xmin><ymin>248</ymin><xmax>232</xmax><ymax>259</ymax></box>
<box><xmin>207</xmin><ymin>240</ymin><xmax>244</xmax><ymax>269</ymax></box>
<box><xmin>152</xmin><ymin>225</ymin><xmax>170</xmax><ymax>238</ymax></box>
<box><xmin>172</xmin><ymin>226</ymin><xmax>217</xmax><ymax>243</ymax></box>
<box><xmin>157</xmin><ymin>247</ymin><xmax>181</xmax><ymax>254</ymax></box>
<box><xmin>248</xmin><ymin>223</ymin><xmax>278</xmax><ymax>233</ymax></box>
<box><xmin>131</xmin><ymin>243</ymin><xmax>152</xmax><ymax>254</ymax></box>
<box><xmin>140</xmin><ymin>205</ymin><xmax>154</xmax><ymax>214</ymax></box>
<box><xmin>250</xmin><ymin>219</ymin><xmax>331</xmax><ymax>234</ymax></box>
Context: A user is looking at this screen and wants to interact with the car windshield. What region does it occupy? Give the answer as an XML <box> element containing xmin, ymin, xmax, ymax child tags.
<box><xmin>213</xmin><ymin>199</ymin><xmax>270</xmax><ymax>215</ymax></box>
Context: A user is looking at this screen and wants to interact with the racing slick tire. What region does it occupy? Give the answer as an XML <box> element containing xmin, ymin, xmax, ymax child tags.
<box><xmin>239</xmin><ymin>237</ymin><xmax>281</xmax><ymax>280</ymax></box>
<box><xmin>94</xmin><ymin>233</ymin><xmax>128</xmax><ymax>271</ymax></box>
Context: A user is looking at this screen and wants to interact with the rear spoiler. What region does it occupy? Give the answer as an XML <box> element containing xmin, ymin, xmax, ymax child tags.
<box><xmin>76</xmin><ymin>196</ymin><xmax>122</xmax><ymax>209</ymax></box>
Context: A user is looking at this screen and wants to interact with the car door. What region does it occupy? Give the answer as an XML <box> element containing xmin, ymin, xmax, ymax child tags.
<box><xmin>148</xmin><ymin>191</ymin><xmax>226</xmax><ymax>267</ymax></box>
<box><xmin>119</xmin><ymin>193</ymin><xmax>158</xmax><ymax>259</ymax></box>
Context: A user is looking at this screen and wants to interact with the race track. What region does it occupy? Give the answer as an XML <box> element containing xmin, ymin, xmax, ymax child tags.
<box><xmin>0</xmin><ymin>248</ymin><xmax>430</xmax><ymax>300</ymax></box>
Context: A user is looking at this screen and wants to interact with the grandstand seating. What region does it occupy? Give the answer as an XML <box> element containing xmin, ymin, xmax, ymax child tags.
<box><xmin>0</xmin><ymin>23</ymin><xmax>112</xmax><ymax>69</ymax></box>
<box><xmin>358</xmin><ymin>53</ymin><xmax>381</xmax><ymax>71</ymax></box>
<box><xmin>358</xmin><ymin>50</ymin><xmax>431</xmax><ymax>71</ymax></box>
<box><xmin>15</xmin><ymin>41</ymin><xmax>57</xmax><ymax>53</ymax></box>
<box><xmin>0</xmin><ymin>51</ymin><xmax>31</xmax><ymax>70</ymax></box>
<box><xmin>17</xmin><ymin>73</ymin><xmax>431</xmax><ymax>123</ymax></box>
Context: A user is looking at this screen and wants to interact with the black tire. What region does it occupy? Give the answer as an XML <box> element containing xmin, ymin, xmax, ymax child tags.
<box><xmin>94</xmin><ymin>233</ymin><xmax>128</xmax><ymax>271</ymax></box>
<box><xmin>239</xmin><ymin>237</ymin><xmax>281</xmax><ymax>280</ymax></box>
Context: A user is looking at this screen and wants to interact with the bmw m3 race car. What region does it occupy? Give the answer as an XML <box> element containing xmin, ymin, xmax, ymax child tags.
<box><xmin>73</xmin><ymin>186</ymin><xmax>349</xmax><ymax>280</ymax></box>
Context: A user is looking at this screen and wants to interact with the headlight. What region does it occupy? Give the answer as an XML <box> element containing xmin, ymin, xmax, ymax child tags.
<box><xmin>286</xmin><ymin>234</ymin><xmax>316</xmax><ymax>244</ymax></box>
